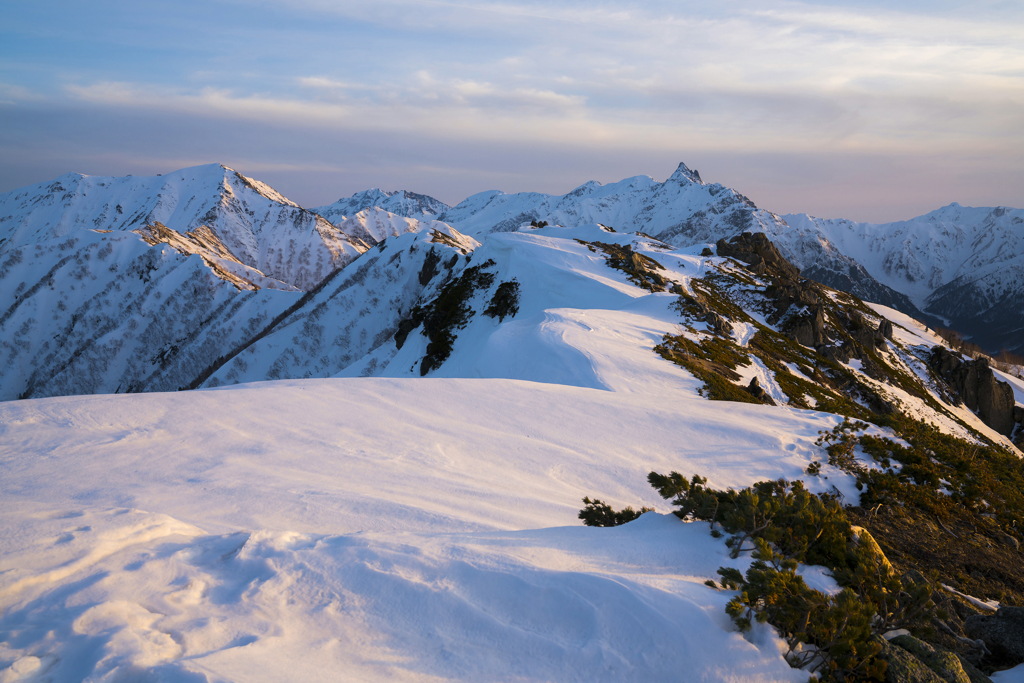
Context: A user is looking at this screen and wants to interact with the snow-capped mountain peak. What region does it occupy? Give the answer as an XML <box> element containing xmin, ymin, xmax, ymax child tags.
<box><xmin>312</xmin><ymin>188</ymin><xmax>450</xmax><ymax>223</ymax></box>
<box><xmin>667</xmin><ymin>161</ymin><xmax>704</xmax><ymax>185</ymax></box>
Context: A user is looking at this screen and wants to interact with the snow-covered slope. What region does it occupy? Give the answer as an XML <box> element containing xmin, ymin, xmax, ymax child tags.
<box><xmin>435</xmin><ymin>163</ymin><xmax>926</xmax><ymax>319</ymax></box>
<box><xmin>312</xmin><ymin>188</ymin><xmax>450</xmax><ymax>223</ymax></box>
<box><xmin>0</xmin><ymin>228</ymin><xmax>297</xmax><ymax>401</ymax></box>
<box><xmin>0</xmin><ymin>377</ymin><xmax>833</xmax><ymax>683</ymax></box>
<box><xmin>3</xmin><ymin>203</ymin><xmax>1024</xmax><ymax>680</ymax></box>
<box><xmin>786</xmin><ymin>205</ymin><xmax>1024</xmax><ymax>355</ymax></box>
<box><xmin>0</xmin><ymin>164</ymin><xmax>367</xmax><ymax>290</ymax></box>
<box><xmin>325</xmin><ymin>206</ymin><xmax>451</xmax><ymax>247</ymax></box>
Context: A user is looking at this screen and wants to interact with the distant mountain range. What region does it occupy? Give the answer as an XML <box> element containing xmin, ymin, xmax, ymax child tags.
<box><xmin>0</xmin><ymin>162</ymin><xmax>1020</xmax><ymax>402</ymax></box>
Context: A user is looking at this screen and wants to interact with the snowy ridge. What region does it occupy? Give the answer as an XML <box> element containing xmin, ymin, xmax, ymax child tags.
<box><xmin>0</xmin><ymin>164</ymin><xmax>367</xmax><ymax>290</ymax></box>
<box><xmin>3</xmin><ymin>198</ymin><xmax>1024</xmax><ymax>679</ymax></box>
<box><xmin>0</xmin><ymin>379</ymin><xmax>834</xmax><ymax>682</ymax></box>
<box><xmin>434</xmin><ymin>163</ymin><xmax>927</xmax><ymax>320</ymax></box>
<box><xmin>785</xmin><ymin>205</ymin><xmax>1024</xmax><ymax>354</ymax></box>
<box><xmin>326</xmin><ymin>206</ymin><xmax>453</xmax><ymax>247</ymax></box>
<box><xmin>312</xmin><ymin>188</ymin><xmax>450</xmax><ymax>223</ymax></box>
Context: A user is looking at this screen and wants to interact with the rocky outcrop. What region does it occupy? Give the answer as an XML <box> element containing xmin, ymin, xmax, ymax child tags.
<box><xmin>877</xmin><ymin>636</ymin><xmax>946</xmax><ymax>683</ymax></box>
<box><xmin>788</xmin><ymin>305</ymin><xmax>828</xmax><ymax>347</ymax></box>
<box><xmin>888</xmin><ymin>635</ymin><xmax>972</xmax><ymax>683</ymax></box>
<box><xmin>745</xmin><ymin>377</ymin><xmax>776</xmax><ymax>405</ymax></box>
<box><xmin>929</xmin><ymin>348</ymin><xmax>1017</xmax><ymax>435</ymax></box>
<box><xmin>965</xmin><ymin>606</ymin><xmax>1024</xmax><ymax>668</ymax></box>
<box><xmin>716</xmin><ymin>231</ymin><xmax>801</xmax><ymax>280</ymax></box>
<box><xmin>702</xmin><ymin>311</ymin><xmax>733</xmax><ymax>338</ymax></box>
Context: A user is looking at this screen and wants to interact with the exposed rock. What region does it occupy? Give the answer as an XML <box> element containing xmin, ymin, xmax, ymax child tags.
<box><xmin>766</xmin><ymin>280</ymin><xmax>820</xmax><ymax>317</ymax></box>
<box><xmin>715</xmin><ymin>231</ymin><xmax>801</xmax><ymax>280</ymax></box>
<box><xmin>817</xmin><ymin>343</ymin><xmax>852</xmax><ymax>364</ymax></box>
<box><xmin>418</xmin><ymin>246</ymin><xmax>442</xmax><ymax>285</ymax></box>
<box><xmin>745</xmin><ymin>377</ymin><xmax>776</xmax><ymax>405</ymax></box>
<box><xmin>787</xmin><ymin>305</ymin><xmax>828</xmax><ymax>347</ymax></box>
<box><xmin>700</xmin><ymin>246</ymin><xmax>714</xmax><ymax>257</ymax></box>
<box><xmin>846</xmin><ymin>310</ymin><xmax>888</xmax><ymax>349</ymax></box>
<box><xmin>1013</xmin><ymin>406</ymin><xmax>1023</xmax><ymax>425</ymax></box>
<box><xmin>877</xmin><ymin>636</ymin><xmax>946</xmax><ymax>683</ymax></box>
<box><xmin>929</xmin><ymin>348</ymin><xmax>1017</xmax><ymax>435</ymax></box>
<box><xmin>955</xmin><ymin>655</ymin><xmax>994</xmax><ymax>683</ymax></box>
<box><xmin>890</xmin><ymin>634</ymin><xmax>971</xmax><ymax>683</ymax></box>
<box><xmin>965</xmin><ymin>606</ymin><xmax>1024</xmax><ymax>668</ymax></box>
<box><xmin>702</xmin><ymin>311</ymin><xmax>733</xmax><ymax>338</ymax></box>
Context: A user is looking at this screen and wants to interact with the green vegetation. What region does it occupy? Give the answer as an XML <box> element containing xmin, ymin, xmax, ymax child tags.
<box><xmin>583</xmin><ymin>242</ymin><xmax>1024</xmax><ymax>678</ymax></box>
<box><xmin>483</xmin><ymin>279</ymin><xmax>521</xmax><ymax>322</ymax></box>
<box><xmin>578</xmin><ymin>497</ymin><xmax>652</xmax><ymax>527</ymax></box>
<box><xmin>634</xmin><ymin>472</ymin><xmax>941</xmax><ymax>680</ymax></box>
<box><xmin>575</xmin><ymin>239</ymin><xmax>669</xmax><ymax>293</ymax></box>
<box><xmin>399</xmin><ymin>260</ymin><xmax>497</xmax><ymax>375</ymax></box>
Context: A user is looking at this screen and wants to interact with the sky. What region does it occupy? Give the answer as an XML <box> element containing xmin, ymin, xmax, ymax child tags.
<box><xmin>1</xmin><ymin>0</ymin><xmax>1022</xmax><ymax>223</ymax></box>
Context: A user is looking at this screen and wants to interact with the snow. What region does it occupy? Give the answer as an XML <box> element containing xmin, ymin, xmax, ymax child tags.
<box><xmin>0</xmin><ymin>378</ymin><xmax>839</xmax><ymax>682</ymax></box>
<box><xmin>2</xmin><ymin>164</ymin><xmax>1020</xmax><ymax>681</ymax></box>
<box><xmin>993</xmin><ymin>663</ymin><xmax>1024</xmax><ymax>682</ymax></box>
<box><xmin>733</xmin><ymin>355</ymin><xmax>788</xmax><ymax>405</ymax></box>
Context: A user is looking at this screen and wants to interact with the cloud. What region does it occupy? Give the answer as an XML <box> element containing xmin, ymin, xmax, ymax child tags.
<box><xmin>4</xmin><ymin>0</ymin><xmax>1023</xmax><ymax>220</ymax></box>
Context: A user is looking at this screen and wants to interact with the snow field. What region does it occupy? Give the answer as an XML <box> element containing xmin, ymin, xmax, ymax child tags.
<box><xmin>1</xmin><ymin>376</ymin><xmax>852</xmax><ymax>682</ymax></box>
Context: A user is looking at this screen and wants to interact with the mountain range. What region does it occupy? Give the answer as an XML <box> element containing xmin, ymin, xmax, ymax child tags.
<box><xmin>3</xmin><ymin>161</ymin><xmax>1024</xmax><ymax>682</ymax></box>
<box><xmin>0</xmin><ymin>161</ymin><xmax>1021</xmax><ymax>405</ymax></box>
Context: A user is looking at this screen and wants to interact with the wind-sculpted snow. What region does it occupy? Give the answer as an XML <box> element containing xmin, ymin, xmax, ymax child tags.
<box><xmin>0</xmin><ymin>164</ymin><xmax>367</xmax><ymax>291</ymax></box>
<box><xmin>0</xmin><ymin>378</ymin><xmax>844</xmax><ymax>682</ymax></box>
<box><xmin>312</xmin><ymin>188</ymin><xmax>450</xmax><ymax>222</ymax></box>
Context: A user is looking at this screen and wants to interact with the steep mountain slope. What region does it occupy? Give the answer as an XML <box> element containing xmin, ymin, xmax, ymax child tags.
<box><xmin>0</xmin><ymin>164</ymin><xmax>367</xmax><ymax>290</ymax></box>
<box><xmin>0</xmin><ymin>229</ymin><xmax>297</xmax><ymax>401</ymax></box>
<box><xmin>434</xmin><ymin>163</ymin><xmax>928</xmax><ymax>320</ymax></box>
<box><xmin>786</xmin><ymin>206</ymin><xmax>1024</xmax><ymax>355</ymax></box>
<box><xmin>324</xmin><ymin>206</ymin><xmax>450</xmax><ymax>247</ymax></box>
<box><xmin>312</xmin><ymin>188</ymin><xmax>450</xmax><ymax>223</ymax></box>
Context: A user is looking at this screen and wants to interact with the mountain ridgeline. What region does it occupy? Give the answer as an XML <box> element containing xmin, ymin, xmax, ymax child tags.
<box><xmin>0</xmin><ymin>162</ymin><xmax>1021</xmax><ymax>405</ymax></box>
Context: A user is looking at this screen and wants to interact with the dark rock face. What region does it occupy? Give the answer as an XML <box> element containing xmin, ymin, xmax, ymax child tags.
<box><xmin>745</xmin><ymin>377</ymin><xmax>776</xmax><ymax>405</ymax></box>
<box><xmin>878</xmin><ymin>318</ymin><xmax>895</xmax><ymax>340</ymax></box>
<box><xmin>818</xmin><ymin>344</ymin><xmax>852</xmax><ymax>364</ymax></box>
<box><xmin>716</xmin><ymin>231</ymin><xmax>801</xmax><ymax>280</ymax></box>
<box><xmin>789</xmin><ymin>306</ymin><xmax>828</xmax><ymax>347</ymax></box>
<box><xmin>965</xmin><ymin>606</ymin><xmax>1024</xmax><ymax>668</ymax></box>
<box><xmin>929</xmin><ymin>348</ymin><xmax>1017</xmax><ymax>435</ymax></box>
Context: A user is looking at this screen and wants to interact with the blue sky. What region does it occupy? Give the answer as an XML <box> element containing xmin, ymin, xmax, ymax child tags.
<box><xmin>1</xmin><ymin>0</ymin><xmax>1022</xmax><ymax>221</ymax></box>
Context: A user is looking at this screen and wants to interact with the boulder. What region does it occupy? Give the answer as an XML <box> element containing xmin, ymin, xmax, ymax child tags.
<box><xmin>745</xmin><ymin>377</ymin><xmax>776</xmax><ymax>405</ymax></box>
<box><xmin>715</xmin><ymin>232</ymin><xmax>801</xmax><ymax>280</ymax></box>
<box><xmin>965</xmin><ymin>606</ymin><xmax>1024</xmax><ymax>667</ymax></box>
<box><xmin>788</xmin><ymin>305</ymin><xmax>828</xmax><ymax>347</ymax></box>
<box><xmin>877</xmin><ymin>636</ymin><xmax>946</xmax><ymax>683</ymax></box>
<box><xmin>889</xmin><ymin>635</ymin><xmax>971</xmax><ymax>683</ymax></box>
<box><xmin>702</xmin><ymin>311</ymin><xmax>733</xmax><ymax>338</ymax></box>
<box><xmin>878</xmin><ymin>318</ymin><xmax>895</xmax><ymax>340</ymax></box>
<box><xmin>929</xmin><ymin>348</ymin><xmax>1017</xmax><ymax>435</ymax></box>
